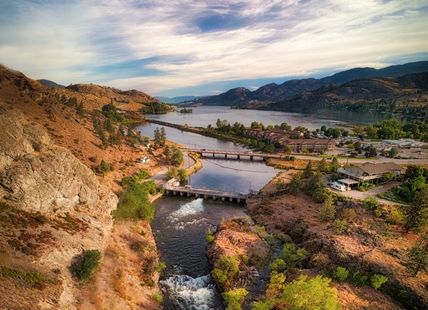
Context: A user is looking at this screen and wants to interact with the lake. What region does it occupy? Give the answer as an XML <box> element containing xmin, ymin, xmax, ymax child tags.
<box><xmin>141</xmin><ymin>106</ymin><xmax>395</xmax><ymax>131</ymax></box>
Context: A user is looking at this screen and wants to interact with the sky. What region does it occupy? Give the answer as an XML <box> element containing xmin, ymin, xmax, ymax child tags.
<box><xmin>1</xmin><ymin>0</ymin><xmax>428</xmax><ymax>98</ymax></box>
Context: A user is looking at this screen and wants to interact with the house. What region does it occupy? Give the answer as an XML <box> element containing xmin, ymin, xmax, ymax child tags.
<box><xmin>337</xmin><ymin>162</ymin><xmax>403</xmax><ymax>182</ymax></box>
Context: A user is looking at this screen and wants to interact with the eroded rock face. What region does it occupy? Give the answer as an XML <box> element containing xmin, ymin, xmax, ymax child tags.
<box><xmin>1</xmin><ymin>146</ymin><xmax>100</xmax><ymax>213</ymax></box>
<box><xmin>0</xmin><ymin>107</ymin><xmax>51</xmax><ymax>170</ymax></box>
<box><xmin>0</xmin><ymin>107</ymin><xmax>117</xmax><ymax>218</ymax></box>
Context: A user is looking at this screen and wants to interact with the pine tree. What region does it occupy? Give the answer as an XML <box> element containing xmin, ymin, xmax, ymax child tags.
<box><xmin>302</xmin><ymin>161</ymin><xmax>314</xmax><ymax>179</ymax></box>
<box><xmin>318</xmin><ymin>158</ymin><xmax>328</xmax><ymax>172</ymax></box>
<box><xmin>403</xmin><ymin>187</ymin><xmax>428</xmax><ymax>233</ymax></box>
<box><xmin>159</xmin><ymin>127</ymin><xmax>166</xmax><ymax>146</ymax></box>
<box><xmin>405</xmin><ymin>232</ymin><xmax>428</xmax><ymax>277</ymax></box>
<box><xmin>318</xmin><ymin>194</ymin><xmax>336</xmax><ymax>222</ymax></box>
<box><xmin>75</xmin><ymin>101</ymin><xmax>84</xmax><ymax>118</ymax></box>
<box><xmin>287</xmin><ymin>175</ymin><xmax>302</xmax><ymax>195</ymax></box>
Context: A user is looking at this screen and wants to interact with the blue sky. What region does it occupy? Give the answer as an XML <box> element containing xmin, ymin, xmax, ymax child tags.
<box><xmin>1</xmin><ymin>0</ymin><xmax>427</xmax><ymax>97</ymax></box>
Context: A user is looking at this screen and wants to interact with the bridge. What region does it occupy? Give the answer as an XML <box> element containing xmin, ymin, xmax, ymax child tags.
<box><xmin>162</xmin><ymin>179</ymin><xmax>250</xmax><ymax>203</ymax></box>
<box><xmin>188</xmin><ymin>148</ymin><xmax>283</xmax><ymax>161</ymax></box>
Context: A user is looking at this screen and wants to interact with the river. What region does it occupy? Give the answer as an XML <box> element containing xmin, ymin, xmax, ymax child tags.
<box><xmin>150</xmin><ymin>157</ymin><xmax>277</xmax><ymax>309</ymax></box>
<box><xmin>142</xmin><ymin>107</ymin><xmax>393</xmax><ymax>309</ymax></box>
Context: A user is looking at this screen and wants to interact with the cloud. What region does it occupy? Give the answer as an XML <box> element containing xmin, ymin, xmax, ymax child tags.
<box><xmin>0</xmin><ymin>0</ymin><xmax>427</xmax><ymax>96</ymax></box>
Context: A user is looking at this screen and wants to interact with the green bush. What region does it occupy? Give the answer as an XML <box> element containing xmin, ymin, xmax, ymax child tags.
<box><xmin>76</xmin><ymin>250</ymin><xmax>101</xmax><ymax>281</ymax></box>
<box><xmin>370</xmin><ymin>274</ymin><xmax>388</xmax><ymax>289</ymax></box>
<box><xmin>279</xmin><ymin>243</ymin><xmax>310</xmax><ymax>269</ymax></box>
<box><xmin>211</xmin><ymin>256</ymin><xmax>239</xmax><ymax>291</ymax></box>
<box><xmin>348</xmin><ymin>270</ymin><xmax>368</xmax><ymax>287</ymax></box>
<box><xmin>113</xmin><ymin>181</ymin><xmax>156</xmax><ymax>222</ymax></box>
<box><xmin>253</xmin><ymin>275</ymin><xmax>341</xmax><ymax>310</ymax></box>
<box><xmin>152</xmin><ymin>292</ymin><xmax>163</xmax><ymax>303</ymax></box>
<box><xmin>206</xmin><ymin>228</ymin><xmax>215</xmax><ymax>244</ymax></box>
<box><xmin>155</xmin><ymin>262</ymin><xmax>166</xmax><ymax>275</ymax></box>
<box><xmin>362</xmin><ymin>196</ymin><xmax>383</xmax><ymax>217</ymax></box>
<box><xmin>333</xmin><ymin>219</ymin><xmax>346</xmax><ymax>234</ymax></box>
<box><xmin>269</xmin><ymin>258</ymin><xmax>287</xmax><ymax>273</ymax></box>
<box><xmin>223</xmin><ymin>288</ymin><xmax>248</xmax><ymax>310</ymax></box>
<box><xmin>333</xmin><ymin>266</ymin><xmax>349</xmax><ymax>281</ymax></box>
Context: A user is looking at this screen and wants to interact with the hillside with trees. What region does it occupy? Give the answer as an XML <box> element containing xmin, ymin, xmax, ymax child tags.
<box><xmin>188</xmin><ymin>61</ymin><xmax>428</xmax><ymax>107</ymax></box>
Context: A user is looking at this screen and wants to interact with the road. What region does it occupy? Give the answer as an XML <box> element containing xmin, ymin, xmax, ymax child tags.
<box><xmin>148</xmin><ymin>150</ymin><xmax>195</xmax><ymax>187</ymax></box>
<box><xmin>296</xmin><ymin>155</ymin><xmax>428</xmax><ymax>165</ymax></box>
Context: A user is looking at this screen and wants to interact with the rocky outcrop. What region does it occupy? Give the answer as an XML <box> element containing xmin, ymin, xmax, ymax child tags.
<box><xmin>207</xmin><ymin>219</ymin><xmax>271</xmax><ymax>290</ymax></box>
<box><xmin>0</xmin><ymin>108</ymin><xmax>116</xmax><ymax>219</ymax></box>
<box><xmin>0</xmin><ymin>106</ymin><xmax>120</xmax><ymax>309</ymax></box>
<box><xmin>0</xmin><ymin>107</ymin><xmax>51</xmax><ymax>170</ymax></box>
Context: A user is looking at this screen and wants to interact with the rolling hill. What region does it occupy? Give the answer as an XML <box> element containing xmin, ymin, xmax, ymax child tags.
<box><xmin>189</xmin><ymin>61</ymin><xmax>428</xmax><ymax>107</ymax></box>
<box><xmin>259</xmin><ymin>72</ymin><xmax>428</xmax><ymax>112</ymax></box>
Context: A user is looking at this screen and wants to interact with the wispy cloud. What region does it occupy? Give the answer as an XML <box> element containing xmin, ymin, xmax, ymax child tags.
<box><xmin>0</xmin><ymin>0</ymin><xmax>427</xmax><ymax>96</ymax></box>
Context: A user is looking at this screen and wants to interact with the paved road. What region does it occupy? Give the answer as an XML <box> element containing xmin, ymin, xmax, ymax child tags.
<box><xmin>339</xmin><ymin>181</ymin><xmax>402</xmax><ymax>205</ymax></box>
<box><xmin>296</xmin><ymin>155</ymin><xmax>428</xmax><ymax>165</ymax></box>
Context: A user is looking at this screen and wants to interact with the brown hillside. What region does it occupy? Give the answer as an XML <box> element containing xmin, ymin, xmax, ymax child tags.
<box><xmin>0</xmin><ymin>65</ymin><xmax>163</xmax><ymax>309</ymax></box>
<box><xmin>247</xmin><ymin>169</ymin><xmax>428</xmax><ymax>309</ymax></box>
<box><xmin>263</xmin><ymin>72</ymin><xmax>428</xmax><ymax>112</ymax></box>
<box><xmin>65</xmin><ymin>83</ymin><xmax>160</xmax><ymax>111</ymax></box>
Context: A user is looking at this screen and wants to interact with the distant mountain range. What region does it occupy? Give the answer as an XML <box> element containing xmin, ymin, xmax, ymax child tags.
<box><xmin>260</xmin><ymin>72</ymin><xmax>428</xmax><ymax>112</ymax></box>
<box><xmin>155</xmin><ymin>95</ymin><xmax>198</xmax><ymax>104</ymax></box>
<box><xmin>189</xmin><ymin>61</ymin><xmax>428</xmax><ymax>108</ymax></box>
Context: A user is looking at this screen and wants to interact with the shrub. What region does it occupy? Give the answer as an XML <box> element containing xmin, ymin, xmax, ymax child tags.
<box><xmin>211</xmin><ymin>255</ymin><xmax>239</xmax><ymax>291</ymax></box>
<box><xmin>280</xmin><ymin>243</ymin><xmax>310</xmax><ymax>269</ymax></box>
<box><xmin>333</xmin><ymin>266</ymin><xmax>349</xmax><ymax>281</ymax></box>
<box><xmin>269</xmin><ymin>258</ymin><xmax>287</xmax><ymax>273</ymax></box>
<box><xmin>362</xmin><ymin>196</ymin><xmax>383</xmax><ymax>217</ymax></box>
<box><xmin>333</xmin><ymin>219</ymin><xmax>346</xmax><ymax>234</ymax></box>
<box><xmin>155</xmin><ymin>262</ymin><xmax>166</xmax><ymax>275</ymax></box>
<box><xmin>222</xmin><ymin>288</ymin><xmax>248</xmax><ymax>310</ymax></box>
<box><xmin>277</xmin><ymin>275</ymin><xmax>341</xmax><ymax>309</ymax></box>
<box><xmin>370</xmin><ymin>274</ymin><xmax>388</xmax><ymax>289</ymax></box>
<box><xmin>76</xmin><ymin>250</ymin><xmax>101</xmax><ymax>281</ymax></box>
<box><xmin>380</xmin><ymin>223</ymin><xmax>393</xmax><ymax>239</ymax></box>
<box><xmin>206</xmin><ymin>228</ymin><xmax>215</xmax><ymax>244</ymax></box>
<box><xmin>152</xmin><ymin>292</ymin><xmax>163</xmax><ymax>303</ymax></box>
<box><xmin>254</xmin><ymin>225</ymin><xmax>268</xmax><ymax>238</ymax></box>
<box><xmin>313</xmin><ymin>187</ymin><xmax>330</xmax><ymax>203</ymax></box>
<box><xmin>348</xmin><ymin>270</ymin><xmax>368</xmax><ymax>287</ymax></box>
<box><xmin>291</xmin><ymin>219</ymin><xmax>307</xmax><ymax>239</ymax></box>
<box><xmin>341</xmin><ymin>208</ymin><xmax>357</xmax><ymax>222</ymax></box>
<box><xmin>113</xmin><ymin>181</ymin><xmax>156</xmax><ymax>222</ymax></box>
<box><xmin>386</xmin><ymin>208</ymin><xmax>404</xmax><ymax>224</ymax></box>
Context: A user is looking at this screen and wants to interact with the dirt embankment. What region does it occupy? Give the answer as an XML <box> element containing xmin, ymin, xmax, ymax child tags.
<box><xmin>246</xmin><ymin>170</ymin><xmax>427</xmax><ymax>309</ymax></box>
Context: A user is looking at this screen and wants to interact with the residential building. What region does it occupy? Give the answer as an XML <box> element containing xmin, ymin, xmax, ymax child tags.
<box><xmin>243</xmin><ymin>129</ymin><xmax>333</xmax><ymax>152</ymax></box>
<box><xmin>337</xmin><ymin>162</ymin><xmax>403</xmax><ymax>181</ymax></box>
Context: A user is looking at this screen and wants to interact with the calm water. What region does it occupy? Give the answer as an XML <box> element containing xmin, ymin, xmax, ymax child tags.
<box><xmin>142</xmin><ymin>106</ymin><xmax>395</xmax><ymax>130</ymax></box>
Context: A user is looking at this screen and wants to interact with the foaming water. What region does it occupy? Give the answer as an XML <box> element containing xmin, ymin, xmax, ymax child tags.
<box><xmin>152</xmin><ymin>196</ymin><xmax>248</xmax><ymax>309</ymax></box>
<box><xmin>168</xmin><ymin>198</ymin><xmax>206</xmax><ymax>229</ymax></box>
<box><xmin>160</xmin><ymin>274</ymin><xmax>219</xmax><ymax>310</ymax></box>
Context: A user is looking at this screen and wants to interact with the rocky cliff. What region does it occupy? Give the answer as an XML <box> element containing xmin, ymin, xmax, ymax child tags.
<box><xmin>0</xmin><ymin>65</ymin><xmax>163</xmax><ymax>309</ymax></box>
<box><xmin>0</xmin><ymin>107</ymin><xmax>120</xmax><ymax>308</ymax></box>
